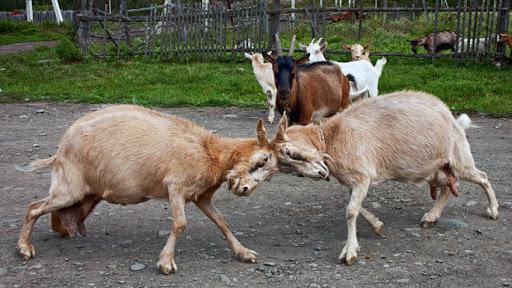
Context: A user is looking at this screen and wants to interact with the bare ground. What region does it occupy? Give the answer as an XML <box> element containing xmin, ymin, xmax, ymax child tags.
<box><xmin>0</xmin><ymin>41</ymin><xmax>59</xmax><ymax>55</ymax></box>
<box><xmin>0</xmin><ymin>103</ymin><xmax>511</xmax><ymax>288</ymax></box>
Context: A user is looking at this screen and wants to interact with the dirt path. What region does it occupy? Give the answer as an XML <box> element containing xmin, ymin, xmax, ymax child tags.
<box><xmin>0</xmin><ymin>41</ymin><xmax>59</xmax><ymax>55</ymax></box>
<box><xmin>0</xmin><ymin>103</ymin><xmax>511</xmax><ymax>288</ymax></box>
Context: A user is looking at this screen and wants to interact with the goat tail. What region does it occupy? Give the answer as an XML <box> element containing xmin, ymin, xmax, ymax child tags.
<box><xmin>346</xmin><ymin>73</ymin><xmax>357</xmax><ymax>90</ymax></box>
<box><xmin>374</xmin><ymin>57</ymin><xmax>387</xmax><ymax>76</ymax></box>
<box><xmin>456</xmin><ymin>114</ymin><xmax>477</xmax><ymax>130</ymax></box>
<box><xmin>16</xmin><ymin>155</ymin><xmax>56</xmax><ymax>172</ymax></box>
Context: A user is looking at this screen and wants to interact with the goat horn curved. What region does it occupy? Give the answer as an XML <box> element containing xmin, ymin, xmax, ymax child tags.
<box><xmin>274</xmin><ymin>34</ymin><xmax>283</xmax><ymax>56</ymax></box>
<box><xmin>289</xmin><ymin>35</ymin><xmax>296</xmax><ymax>56</ymax></box>
<box><xmin>310</xmin><ymin>38</ymin><xmax>316</xmax><ymax>44</ymax></box>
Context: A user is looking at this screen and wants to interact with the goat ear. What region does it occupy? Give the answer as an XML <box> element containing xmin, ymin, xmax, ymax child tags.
<box><xmin>244</xmin><ymin>52</ymin><xmax>252</xmax><ymax>59</ymax></box>
<box><xmin>363</xmin><ymin>42</ymin><xmax>372</xmax><ymax>50</ymax></box>
<box><xmin>295</xmin><ymin>53</ymin><xmax>310</xmax><ymax>65</ymax></box>
<box><xmin>256</xmin><ymin>118</ymin><xmax>269</xmax><ymax>147</ymax></box>
<box><xmin>264</xmin><ymin>51</ymin><xmax>276</xmax><ymax>63</ymax></box>
<box><xmin>320</xmin><ymin>41</ymin><xmax>328</xmax><ymax>52</ymax></box>
<box><xmin>273</xmin><ymin>113</ymin><xmax>289</xmax><ymax>142</ymax></box>
<box><xmin>299</xmin><ymin>43</ymin><xmax>308</xmax><ymax>51</ymax></box>
<box><xmin>342</xmin><ymin>44</ymin><xmax>351</xmax><ymax>50</ymax></box>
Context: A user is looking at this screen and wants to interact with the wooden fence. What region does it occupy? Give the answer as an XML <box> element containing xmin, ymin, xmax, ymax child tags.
<box><xmin>0</xmin><ymin>10</ymin><xmax>75</xmax><ymax>22</ymax></box>
<box><xmin>76</xmin><ymin>0</ymin><xmax>510</xmax><ymax>62</ymax></box>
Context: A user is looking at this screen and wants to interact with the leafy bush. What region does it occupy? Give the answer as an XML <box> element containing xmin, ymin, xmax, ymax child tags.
<box><xmin>55</xmin><ymin>39</ymin><xmax>83</xmax><ymax>63</ymax></box>
<box><xmin>0</xmin><ymin>20</ymin><xmax>38</xmax><ymax>34</ymax></box>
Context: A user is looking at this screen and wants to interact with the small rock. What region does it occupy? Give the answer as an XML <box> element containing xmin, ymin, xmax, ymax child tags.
<box><xmin>397</xmin><ymin>278</ymin><xmax>410</xmax><ymax>283</ymax></box>
<box><xmin>269</xmin><ymin>267</ymin><xmax>278</xmax><ymax>274</ymax></box>
<box><xmin>219</xmin><ymin>274</ymin><xmax>230</xmax><ymax>284</ymax></box>
<box><xmin>435</xmin><ymin>259</ymin><xmax>443</xmax><ymax>263</ymax></box>
<box><xmin>120</xmin><ymin>239</ymin><xmax>133</xmax><ymax>247</ymax></box>
<box><xmin>474</xmin><ymin>229</ymin><xmax>482</xmax><ymax>235</ymax></box>
<box><xmin>263</xmin><ymin>262</ymin><xmax>276</xmax><ymax>267</ymax></box>
<box><xmin>19</xmin><ymin>114</ymin><xmax>29</xmax><ymax>119</ymax></box>
<box><xmin>37</xmin><ymin>59</ymin><xmax>52</xmax><ymax>65</ymax></box>
<box><xmin>36</xmin><ymin>109</ymin><xmax>46</xmax><ymax>114</ymax></box>
<box><xmin>107</xmin><ymin>264</ymin><xmax>117</xmax><ymax>269</ymax></box>
<box><xmin>233</xmin><ymin>231</ymin><xmax>244</xmax><ymax>236</ymax></box>
<box><xmin>223</xmin><ymin>114</ymin><xmax>238</xmax><ymax>118</ymax></box>
<box><xmin>285</xmin><ymin>202</ymin><xmax>292</xmax><ymax>205</ymax></box>
<box><xmin>118</xmin><ymin>280</ymin><xmax>126</xmax><ymax>284</ymax></box>
<box><xmin>371</xmin><ymin>202</ymin><xmax>381</xmax><ymax>209</ymax></box>
<box><xmin>32</xmin><ymin>144</ymin><xmax>39</xmax><ymax>147</ymax></box>
<box><xmin>0</xmin><ymin>268</ymin><xmax>6</xmax><ymax>276</ymax></box>
<box><xmin>129</xmin><ymin>262</ymin><xmax>145</xmax><ymax>271</ymax></box>
<box><xmin>29</xmin><ymin>264</ymin><xmax>42</xmax><ymax>270</ymax></box>
<box><xmin>246</xmin><ymin>267</ymin><xmax>256</xmax><ymax>273</ymax></box>
<box><xmin>157</xmin><ymin>230</ymin><xmax>170</xmax><ymax>238</ymax></box>
<box><xmin>465</xmin><ymin>200</ymin><xmax>478</xmax><ymax>207</ymax></box>
<box><xmin>72</xmin><ymin>262</ymin><xmax>85</xmax><ymax>266</ymax></box>
<box><xmin>437</xmin><ymin>218</ymin><xmax>467</xmax><ymax>230</ymax></box>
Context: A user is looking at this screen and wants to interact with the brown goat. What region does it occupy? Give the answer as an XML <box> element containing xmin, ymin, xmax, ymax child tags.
<box><xmin>16</xmin><ymin>105</ymin><xmax>278</xmax><ymax>274</ymax></box>
<box><xmin>272</xmin><ymin>91</ymin><xmax>499</xmax><ymax>266</ymax></box>
<box><xmin>409</xmin><ymin>31</ymin><xmax>457</xmax><ymax>54</ymax></box>
<box><xmin>498</xmin><ymin>33</ymin><xmax>512</xmax><ymax>48</ymax></box>
<box><xmin>265</xmin><ymin>34</ymin><xmax>351</xmax><ymax>125</ymax></box>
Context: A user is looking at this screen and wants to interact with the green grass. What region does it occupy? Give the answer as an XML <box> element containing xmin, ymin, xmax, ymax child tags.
<box><xmin>0</xmin><ymin>20</ymin><xmax>72</xmax><ymax>45</ymax></box>
<box><xmin>0</xmin><ymin>47</ymin><xmax>511</xmax><ymax>116</ymax></box>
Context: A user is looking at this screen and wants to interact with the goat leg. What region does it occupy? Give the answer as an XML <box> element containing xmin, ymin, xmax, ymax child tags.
<box><xmin>443</xmin><ymin>164</ymin><xmax>458</xmax><ymax>197</ymax></box>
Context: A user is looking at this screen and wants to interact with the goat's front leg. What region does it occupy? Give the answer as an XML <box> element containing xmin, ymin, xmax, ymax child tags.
<box><xmin>360</xmin><ymin>207</ymin><xmax>383</xmax><ymax>236</ymax></box>
<box><xmin>195</xmin><ymin>194</ymin><xmax>257</xmax><ymax>263</ymax></box>
<box><xmin>158</xmin><ymin>194</ymin><xmax>186</xmax><ymax>274</ymax></box>
<box><xmin>339</xmin><ymin>181</ymin><xmax>370</xmax><ymax>265</ymax></box>
<box><xmin>266</xmin><ymin>90</ymin><xmax>276</xmax><ymax>124</ymax></box>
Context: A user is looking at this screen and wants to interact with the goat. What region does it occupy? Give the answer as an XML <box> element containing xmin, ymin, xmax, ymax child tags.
<box><xmin>272</xmin><ymin>91</ymin><xmax>499</xmax><ymax>266</ymax></box>
<box><xmin>300</xmin><ymin>38</ymin><xmax>386</xmax><ymax>100</ymax></box>
<box><xmin>456</xmin><ymin>37</ymin><xmax>494</xmax><ymax>55</ymax></box>
<box><xmin>325</xmin><ymin>11</ymin><xmax>366</xmax><ymax>22</ymax></box>
<box><xmin>498</xmin><ymin>33</ymin><xmax>512</xmax><ymax>48</ymax></box>
<box><xmin>409</xmin><ymin>31</ymin><xmax>457</xmax><ymax>54</ymax></box>
<box><xmin>342</xmin><ymin>42</ymin><xmax>372</xmax><ymax>62</ymax></box>
<box><xmin>16</xmin><ymin>105</ymin><xmax>278</xmax><ymax>274</ymax></box>
<box><xmin>264</xmin><ymin>34</ymin><xmax>351</xmax><ymax>125</ymax></box>
<box><xmin>245</xmin><ymin>52</ymin><xmax>277</xmax><ymax>123</ymax></box>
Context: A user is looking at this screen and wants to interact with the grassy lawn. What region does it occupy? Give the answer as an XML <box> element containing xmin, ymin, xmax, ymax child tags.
<box><xmin>0</xmin><ymin>46</ymin><xmax>511</xmax><ymax>116</ymax></box>
<box><xmin>0</xmin><ymin>20</ymin><xmax>71</xmax><ymax>45</ymax></box>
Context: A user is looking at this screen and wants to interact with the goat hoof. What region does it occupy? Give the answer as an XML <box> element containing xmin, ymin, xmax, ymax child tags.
<box><xmin>487</xmin><ymin>207</ymin><xmax>499</xmax><ymax>220</ymax></box>
<box><xmin>157</xmin><ymin>259</ymin><xmax>178</xmax><ymax>275</ymax></box>
<box><xmin>17</xmin><ymin>242</ymin><xmax>36</xmax><ymax>260</ymax></box>
<box><xmin>235</xmin><ymin>248</ymin><xmax>258</xmax><ymax>263</ymax></box>
<box><xmin>372</xmin><ymin>222</ymin><xmax>384</xmax><ymax>236</ymax></box>
<box><xmin>338</xmin><ymin>243</ymin><xmax>359</xmax><ymax>266</ymax></box>
<box><xmin>420</xmin><ymin>213</ymin><xmax>437</xmax><ymax>228</ymax></box>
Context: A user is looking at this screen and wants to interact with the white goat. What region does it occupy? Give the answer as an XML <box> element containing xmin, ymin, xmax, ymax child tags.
<box><xmin>456</xmin><ymin>37</ymin><xmax>494</xmax><ymax>55</ymax></box>
<box><xmin>300</xmin><ymin>38</ymin><xmax>386</xmax><ymax>100</ymax></box>
<box><xmin>245</xmin><ymin>52</ymin><xmax>277</xmax><ymax>123</ymax></box>
<box><xmin>272</xmin><ymin>91</ymin><xmax>499</xmax><ymax>266</ymax></box>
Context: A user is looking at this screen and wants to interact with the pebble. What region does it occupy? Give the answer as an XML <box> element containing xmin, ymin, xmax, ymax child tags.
<box><xmin>263</xmin><ymin>262</ymin><xmax>276</xmax><ymax>267</ymax></box>
<box><xmin>0</xmin><ymin>268</ymin><xmax>6</xmax><ymax>276</ymax></box>
<box><xmin>36</xmin><ymin>109</ymin><xmax>46</xmax><ymax>114</ymax></box>
<box><xmin>19</xmin><ymin>114</ymin><xmax>29</xmax><ymax>119</ymax></box>
<box><xmin>29</xmin><ymin>264</ymin><xmax>42</xmax><ymax>270</ymax></box>
<box><xmin>246</xmin><ymin>267</ymin><xmax>256</xmax><ymax>273</ymax></box>
<box><xmin>233</xmin><ymin>231</ymin><xmax>244</xmax><ymax>236</ymax></box>
<box><xmin>371</xmin><ymin>202</ymin><xmax>381</xmax><ymax>209</ymax></box>
<box><xmin>107</xmin><ymin>264</ymin><xmax>117</xmax><ymax>269</ymax></box>
<box><xmin>157</xmin><ymin>230</ymin><xmax>170</xmax><ymax>238</ymax></box>
<box><xmin>465</xmin><ymin>200</ymin><xmax>478</xmax><ymax>207</ymax></box>
<box><xmin>219</xmin><ymin>274</ymin><xmax>230</xmax><ymax>284</ymax></box>
<box><xmin>129</xmin><ymin>262</ymin><xmax>145</xmax><ymax>271</ymax></box>
<box><xmin>397</xmin><ymin>278</ymin><xmax>410</xmax><ymax>283</ymax></box>
<box><xmin>437</xmin><ymin>218</ymin><xmax>468</xmax><ymax>230</ymax></box>
<box><xmin>223</xmin><ymin>114</ymin><xmax>238</xmax><ymax>118</ymax></box>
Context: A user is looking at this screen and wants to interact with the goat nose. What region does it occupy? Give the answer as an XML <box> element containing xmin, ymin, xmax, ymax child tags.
<box><xmin>318</xmin><ymin>170</ymin><xmax>326</xmax><ymax>177</ymax></box>
<box><xmin>242</xmin><ymin>186</ymin><xmax>249</xmax><ymax>193</ymax></box>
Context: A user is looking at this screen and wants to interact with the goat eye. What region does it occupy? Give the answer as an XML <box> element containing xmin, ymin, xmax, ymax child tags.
<box><xmin>285</xmin><ymin>148</ymin><xmax>291</xmax><ymax>157</ymax></box>
<box><xmin>263</xmin><ymin>155</ymin><xmax>268</xmax><ymax>162</ymax></box>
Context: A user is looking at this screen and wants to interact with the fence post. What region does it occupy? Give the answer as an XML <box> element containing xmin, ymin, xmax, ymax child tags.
<box><xmin>269</xmin><ymin>0</ymin><xmax>280</xmax><ymax>49</ymax></box>
<box><xmin>120</xmin><ymin>0</ymin><xmax>132</xmax><ymax>54</ymax></box>
<box><xmin>77</xmin><ymin>0</ymin><xmax>90</xmax><ymax>54</ymax></box>
<box><xmin>496</xmin><ymin>0</ymin><xmax>510</xmax><ymax>63</ymax></box>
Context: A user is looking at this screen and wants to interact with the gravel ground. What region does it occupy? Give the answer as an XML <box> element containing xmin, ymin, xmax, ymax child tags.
<box><xmin>0</xmin><ymin>103</ymin><xmax>511</xmax><ymax>288</ymax></box>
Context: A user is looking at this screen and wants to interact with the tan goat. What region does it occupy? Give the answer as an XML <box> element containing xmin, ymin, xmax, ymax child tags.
<box><xmin>342</xmin><ymin>42</ymin><xmax>372</xmax><ymax>62</ymax></box>
<box><xmin>16</xmin><ymin>105</ymin><xmax>278</xmax><ymax>274</ymax></box>
<box><xmin>272</xmin><ymin>91</ymin><xmax>499</xmax><ymax>266</ymax></box>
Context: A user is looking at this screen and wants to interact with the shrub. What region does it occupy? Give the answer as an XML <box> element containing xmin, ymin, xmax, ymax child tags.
<box><xmin>55</xmin><ymin>39</ymin><xmax>83</xmax><ymax>63</ymax></box>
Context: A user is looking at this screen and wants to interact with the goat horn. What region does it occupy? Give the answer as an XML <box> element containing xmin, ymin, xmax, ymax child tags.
<box><xmin>274</xmin><ymin>34</ymin><xmax>283</xmax><ymax>56</ymax></box>
<box><xmin>289</xmin><ymin>35</ymin><xmax>296</xmax><ymax>56</ymax></box>
<box><xmin>310</xmin><ymin>38</ymin><xmax>316</xmax><ymax>44</ymax></box>
<box><xmin>317</xmin><ymin>37</ymin><xmax>324</xmax><ymax>44</ymax></box>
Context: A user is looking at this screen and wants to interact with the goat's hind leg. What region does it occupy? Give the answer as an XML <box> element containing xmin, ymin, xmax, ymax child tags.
<box><xmin>421</xmin><ymin>185</ymin><xmax>451</xmax><ymax>227</ymax></box>
<box><xmin>459</xmin><ymin>168</ymin><xmax>499</xmax><ymax>219</ymax></box>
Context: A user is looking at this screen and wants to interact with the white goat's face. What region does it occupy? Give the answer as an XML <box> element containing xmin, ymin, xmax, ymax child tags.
<box><xmin>226</xmin><ymin>119</ymin><xmax>278</xmax><ymax>196</ymax></box>
<box><xmin>299</xmin><ymin>38</ymin><xmax>327</xmax><ymax>62</ymax></box>
<box><xmin>244</xmin><ymin>52</ymin><xmax>265</xmax><ymax>64</ymax></box>
<box><xmin>271</xmin><ymin>115</ymin><xmax>331</xmax><ymax>181</ymax></box>
<box><xmin>351</xmin><ymin>44</ymin><xmax>365</xmax><ymax>60</ymax></box>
